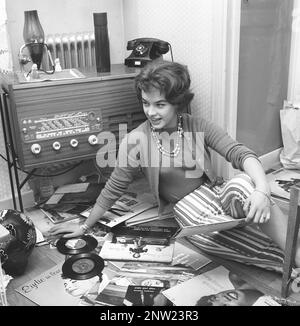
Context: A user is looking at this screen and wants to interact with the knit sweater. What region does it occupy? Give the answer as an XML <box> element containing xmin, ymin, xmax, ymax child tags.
<box><xmin>96</xmin><ymin>113</ymin><xmax>259</xmax><ymax>216</ymax></box>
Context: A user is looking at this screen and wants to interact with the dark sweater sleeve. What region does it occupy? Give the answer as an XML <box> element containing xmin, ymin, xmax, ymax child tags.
<box><xmin>201</xmin><ymin>118</ymin><xmax>260</xmax><ymax>170</ymax></box>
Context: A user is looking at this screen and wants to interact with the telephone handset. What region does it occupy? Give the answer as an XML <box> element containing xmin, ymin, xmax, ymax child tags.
<box><xmin>125</xmin><ymin>38</ymin><xmax>171</xmax><ymax>67</ymax></box>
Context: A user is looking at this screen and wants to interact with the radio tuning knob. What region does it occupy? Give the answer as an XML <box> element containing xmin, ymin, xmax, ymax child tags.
<box><xmin>70</xmin><ymin>139</ymin><xmax>79</xmax><ymax>148</ymax></box>
<box><xmin>52</xmin><ymin>141</ymin><xmax>61</xmax><ymax>151</ymax></box>
<box><xmin>31</xmin><ymin>144</ymin><xmax>41</xmax><ymax>155</ymax></box>
<box><xmin>88</xmin><ymin>112</ymin><xmax>96</xmax><ymax>121</ymax></box>
<box><xmin>88</xmin><ymin>135</ymin><xmax>98</xmax><ymax>145</ymax></box>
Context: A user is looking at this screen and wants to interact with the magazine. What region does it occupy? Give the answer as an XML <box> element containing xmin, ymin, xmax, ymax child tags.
<box><xmin>15</xmin><ymin>263</ymin><xmax>100</xmax><ymax>306</ymax></box>
<box><xmin>266</xmin><ymin>168</ymin><xmax>300</xmax><ymax>201</ymax></box>
<box><xmin>173</xmin><ymin>214</ymin><xmax>246</xmax><ymax>239</ymax></box>
<box><xmin>81</xmin><ymin>194</ymin><xmax>155</xmax><ymax>228</ymax></box>
<box><xmin>162</xmin><ymin>265</ymin><xmax>281</xmax><ymax>306</ymax></box>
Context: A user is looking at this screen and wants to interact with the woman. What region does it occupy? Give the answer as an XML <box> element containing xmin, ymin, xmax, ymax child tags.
<box><xmin>50</xmin><ymin>60</ymin><xmax>299</xmax><ymax>270</ymax></box>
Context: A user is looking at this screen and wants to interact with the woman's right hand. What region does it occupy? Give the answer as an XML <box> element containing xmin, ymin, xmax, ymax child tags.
<box><xmin>48</xmin><ymin>223</ymin><xmax>85</xmax><ymax>238</ymax></box>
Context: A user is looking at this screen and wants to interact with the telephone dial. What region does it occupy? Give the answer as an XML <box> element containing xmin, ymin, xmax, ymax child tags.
<box><xmin>124</xmin><ymin>38</ymin><xmax>171</xmax><ymax>67</ymax></box>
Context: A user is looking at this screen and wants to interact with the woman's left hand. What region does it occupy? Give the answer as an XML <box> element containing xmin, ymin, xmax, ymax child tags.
<box><xmin>243</xmin><ymin>190</ymin><xmax>271</xmax><ymax>224</ymax></box>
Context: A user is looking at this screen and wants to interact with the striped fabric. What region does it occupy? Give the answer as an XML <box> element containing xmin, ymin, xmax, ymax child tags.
<box><xmin>174</xmin><ymin>174</ymin><xmax>285</xmax><ymax>273</ymax></box>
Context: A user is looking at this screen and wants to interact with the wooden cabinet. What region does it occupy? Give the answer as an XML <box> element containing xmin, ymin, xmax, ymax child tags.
<box><xmin>1</xmin><ymin>64</ymin><xmax>144</xmax><ymax>169</ymax></box>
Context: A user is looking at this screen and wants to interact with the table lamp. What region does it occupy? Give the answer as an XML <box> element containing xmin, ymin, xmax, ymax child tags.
<box><xmin>18</xmin><ymin>10</ymin><xmax>55</xmax><ymax>74</ymax></box>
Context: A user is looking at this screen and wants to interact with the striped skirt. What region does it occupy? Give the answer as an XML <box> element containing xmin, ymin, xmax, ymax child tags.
<box><xmin>174</xmin><ymin>174</ymin><xmax>285</xmax><ymax>273</ymax></box>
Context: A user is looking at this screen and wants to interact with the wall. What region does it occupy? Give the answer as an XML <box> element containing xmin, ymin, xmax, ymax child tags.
<box><xmin>5</xmin><ymin>0</ymin><xmax>125</xmax><ymax>70</ymax></box>
<box><xmin>288</xmin><ymin>0</ymin><xmax>300</xmax><ymax>101</ymax></box>
<box><xmin>123</xmin><ymin>0</ymin><xmax>213</xmax><ymax>120</ymax></box>
<box><xmin>236</xmin><ymin>0</ymin><xmax>293</xmax><ymax>156</ymax></box>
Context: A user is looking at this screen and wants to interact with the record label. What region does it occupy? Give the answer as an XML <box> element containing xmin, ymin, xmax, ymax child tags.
<box><xmin>72</xmin><ymin>258</ymin><xmax>95</xmax><ymax>274</ymax></box>
<box><xmin>62</xmin><ymin>253</ymin><xmax>105</xmax><ymax>280</ymax></box>
<box><xmin>56</xmin><ymin>235</ymin><xmax>98</xmax><ymax>255</ymax></box>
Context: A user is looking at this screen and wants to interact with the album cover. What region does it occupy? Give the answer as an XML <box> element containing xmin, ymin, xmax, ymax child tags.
<box><xmin>172</xmin><ymin>238</ymin><xmax>212</xmax><ymax>271</ymax></box>
<box><xmin>81</xmin><ymin>194</ymin><xmax>155</xmax><ymax>228</ymax></box>
<box><xmin>162</xmin><ymin>266</ymin><xmax>281</xmax><ymax>306</ymax></box>
<box><xmin>125</xmin><ymin>207</ymin><xmax>160</xmax><ymax>226</ymax></box>
<box><xmin>94</xmin><ymin>278</ymin><xmax>128</xmax><ymax>306</ymax></box>
<box><xmin>15</xmin><ymin>263</ymin><xmax>100</xmax><ymax>306</ymax></box>
<box><xmin>99</xmin><ymin>231</ymin><xmax>175</xmax><ymax>263</ymax></box>
<box><xmin>173</xmin><ymin>214</ymin><xmax>246</xmax><ymax>239</ymax></box>
<box><xmin>78</xmin><ymin>272</ymin><xmax>111</xmax><ymax>306</ymax></box>
<box><xmin>95</xmin><ymin>272</ymin><xmax>180</xmax><ymax>306</ymax></box>
<box><xmin>40</xmin><ymin>206</ymin><xmax>81</xmax><ymax>224</ymax></box>
<box><xmin>112</xmin><ymin>224</ymin><xmax>178</xmax><ymax>245</ymax></box>
<box><xmin>107</xmin><ymin>261</ymin><xmax>197</xmax><ymax>286</ymax></box>
<box><xmin>266</xmin><ymin>168</ymin><xmax>300</xmax><ymax>200</ymax></box>
<box><xmin>123</xmin><ymin>285</ymin><xmax>170</xmax><ymax>306</ymax></box>
<box><xmin>100</xmin><ymin>242</ymin><xmax>174</xmax><ymax>263</ymax></box>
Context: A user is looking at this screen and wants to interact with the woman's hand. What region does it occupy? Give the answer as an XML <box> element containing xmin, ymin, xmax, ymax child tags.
<box><xmin>243</xmin><ymin>190</ymin><xmax>271</xmax><ymax>224</ymax></box>
<box><xmin>48</xmin><ymin>223</ymin><xmax>85</xmax><ymax>238</ymax></box>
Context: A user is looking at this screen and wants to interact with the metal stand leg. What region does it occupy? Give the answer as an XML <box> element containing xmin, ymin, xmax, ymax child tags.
<box><xmin>281</xmin><ymin>186</ymin><xmax>300</xmax><ymax>298</ymax></box>
<box><xmin>0</xmin><ymin>92</ymin><xmax>17</xmax><ymax>209</ymax></box>
<box><xmin>0</xmin><ymin>92</ymin><xmax>24</xmax><ymax>212</ymax></box>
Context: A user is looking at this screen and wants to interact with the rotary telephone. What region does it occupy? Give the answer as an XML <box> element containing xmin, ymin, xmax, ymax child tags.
<box><xmin>124</xmin><ymin>37</ymin><xmax>171</xmax><ymax>67</ymax></box>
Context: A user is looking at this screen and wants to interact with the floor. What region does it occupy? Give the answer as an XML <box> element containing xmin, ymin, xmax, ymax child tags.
<box><xmin>23</xmin><ymin>174</ymin><xmax>300</xmax><ymax>305</ymax></box>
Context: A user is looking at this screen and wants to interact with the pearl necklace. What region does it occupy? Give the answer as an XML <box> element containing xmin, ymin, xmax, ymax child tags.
<box><xmin>150</xmin><ymin>116</ymin><xmax>183</xmax><ymax>157</ymax></box>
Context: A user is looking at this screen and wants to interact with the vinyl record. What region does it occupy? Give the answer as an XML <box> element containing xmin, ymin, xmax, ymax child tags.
<box><xmin>62</xmin><ymin>252</ymin><xmax>105</xmax><ymax>280</ymax></box>
<box><xmin>56</xmin><ymin>235</ymin><xmax>98</xmax><ymax>255</ymax></box>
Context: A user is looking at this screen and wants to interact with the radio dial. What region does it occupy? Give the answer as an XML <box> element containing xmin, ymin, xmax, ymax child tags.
<box><xmin>31</xmin><ymin>144</ymin><xmax>41</xmax><ymax>155</ymax></box>
<box><xmin>70</xmin><ymin>139</ymin><xmax>79</xmax><ymax>148</ymax></box>
<box><xmin>88</xmin><ymin>135</ymin><xmax>98</xmax><ymax>146</ymax></box>
<box><xmin>53</xmin><ymin>141</ymin><xmax>61</xmax><ymax>151</ymax></box>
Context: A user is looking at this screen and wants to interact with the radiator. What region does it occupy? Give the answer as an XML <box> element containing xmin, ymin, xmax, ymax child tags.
<box><xmin>45</xmin><ymin>32</ymin><xmax>95</xmax><ymax>69</ymax></box>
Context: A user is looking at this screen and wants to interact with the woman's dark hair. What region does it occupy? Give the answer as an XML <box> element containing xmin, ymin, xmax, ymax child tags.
<box><xmin>134</xmin><ymin>60</ymin><xmax>194</xmax><ymax>112</ymax></box>
<box><xmin>196</xmin><ymin>294</ymin><xmax>216</xmax><ymax>306</ymax></box>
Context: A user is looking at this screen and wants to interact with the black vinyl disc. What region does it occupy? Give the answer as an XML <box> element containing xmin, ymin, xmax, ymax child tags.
<box><xmin>56</xmin><ymin>235</ymin><xmax>98</xmax><ymax>255</ymax></box>
<box><xmin>62</xmin><ymin>252</ymin><xmax>105</xmax><ymax>280</ymax></box>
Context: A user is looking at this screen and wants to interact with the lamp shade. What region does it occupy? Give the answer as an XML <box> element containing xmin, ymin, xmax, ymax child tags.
<box><xmin>23</xmin><ymin>10</ymin><xmax>45</xmax><ymax>69</ymax></box>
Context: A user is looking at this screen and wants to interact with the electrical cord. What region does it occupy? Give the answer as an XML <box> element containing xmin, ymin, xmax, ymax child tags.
<box><xmin>168</xmin><ymin>43</ymin><xmax>174</xmax><ymax>62</ymax></box>
<box><xmin>0</xmin><ymin>153</ymin><xmax>83</xmax><ymax>177</ymax></box>
<box><xmin>93</xmin><ymin>158</ymin><xmax>109</xmax><ymax>183</ymax></box>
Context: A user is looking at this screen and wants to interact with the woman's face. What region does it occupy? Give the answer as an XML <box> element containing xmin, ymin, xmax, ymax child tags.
<box><xmin>142</xmin><ymin>88</ymin><xmax>178</xmax><ymax>130</ymax></box>
<box><xmin>209</xmin><ymin>290</ymin><xmax>247</xmax><ymax>306</ymax></box>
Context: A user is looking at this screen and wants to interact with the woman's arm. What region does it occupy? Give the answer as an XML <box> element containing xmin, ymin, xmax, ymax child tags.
<box><xmin>242</xmin><ymin>157</ymin><xmax>271</xmax><ymax>224</ymax></box>
<box><xmin>49</xmin><ymin>133</ymin><xmax>141</xmax><ymax>238</ymax></box>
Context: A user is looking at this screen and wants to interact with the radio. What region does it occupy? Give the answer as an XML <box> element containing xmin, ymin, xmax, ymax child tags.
<box><xmin>0</xmin><ymin>65</ymin><xmax>145</xmax><ymax>169</ymax></box>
